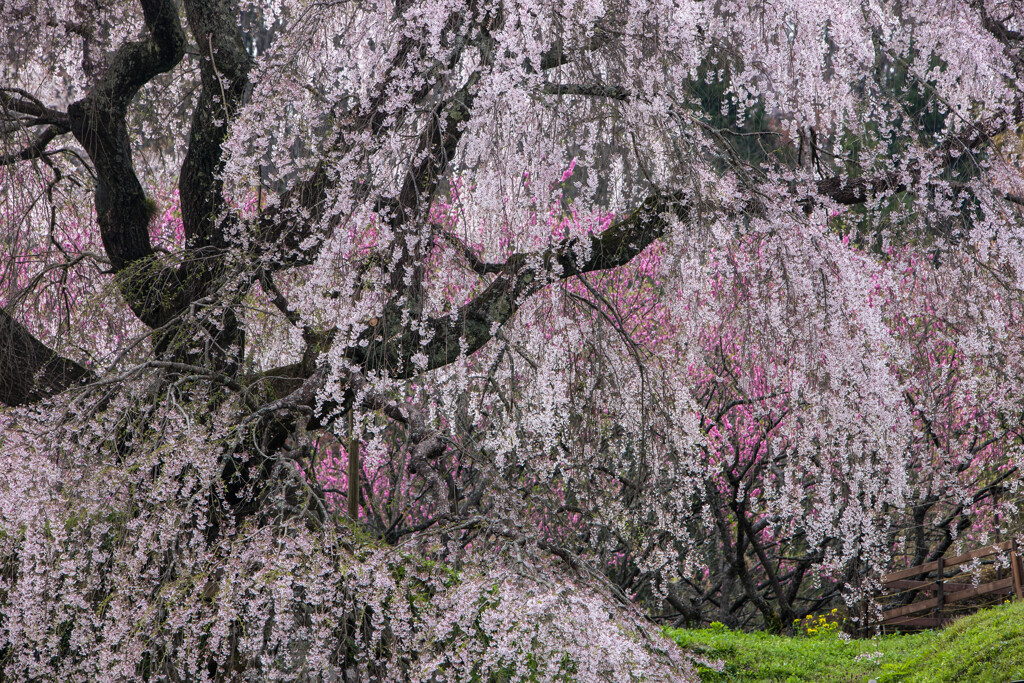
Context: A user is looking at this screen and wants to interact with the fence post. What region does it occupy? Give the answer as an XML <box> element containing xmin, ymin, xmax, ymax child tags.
<box><xmin>934</xmin><ymin>556</ymin><xmax>945</xmax><ymax>622</ymax></box>
<box><xmin>995</xmin><ymin>490</ymin><xmax>1002</xmax><ymax>581</ymax></box>
<box><xmin>1012</xmin><ymin>540</ymin><xmax>1024</xmax><ymax>602</ymax></box>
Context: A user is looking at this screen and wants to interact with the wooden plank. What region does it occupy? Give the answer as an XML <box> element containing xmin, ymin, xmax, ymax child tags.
<box><xmin>1011</xmin><ymin>545</ymin><xmax>1024</xmax><ymax>601</ymax></box>
<box><xmin>885</xmin><ymin>616</ymin><xmax>946</xmax><ymax>629</ymax></box>
<box><xmin>945</xmin><ymin>577</ymin><xmax>1015</xmax><ymax>604</ymax></box>
<box><xmin>883</xmin><ymin>561</ymin><xmax>940</xmax><ymax>584</ymax></box>
<box><xmin>883</xmin><ymin>541</ymin><xmax>1013</xmax><ymax>584</ymax></box>
<box><xmin>943</xmin><ymin>540</ymin><xmax>1013</xmax><ymax>570</ymax></box>
<box><xmin>883</xmin><ymin>577</ymin><xmax>1014</xmax><ymax>624</ymax></box>
<box><xmin>882</xmin><ymin>596</ymin><xmax>940</xmax><ymax>621</ymax></box>
<box><xmin>887</xmin><ymin>580</ymin><xmax>972</xmax><ymax>593</ymax></box>
<box><xmin>880</xmin><ymin>541</ymin><xmax>1021</xmax><ymax>631</ymax></box>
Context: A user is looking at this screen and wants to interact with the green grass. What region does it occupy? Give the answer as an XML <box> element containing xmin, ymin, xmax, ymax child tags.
<box><xmin>665</xmin><ymin>600</ymin><xmax>1024</xmax><ymax>682</ymax></box>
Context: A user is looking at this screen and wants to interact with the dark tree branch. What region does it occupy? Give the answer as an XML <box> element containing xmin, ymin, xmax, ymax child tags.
<box><xmin>64</xmin><ymin>0</ymin><xmax>187</xmax><ymax>326</ymax></box>
<box><xmin>971</xmin><ymin>0</ymin><xmax>1024</xmax><ymax>62</ymax></box>
<box><xmin>255</xmin><ymin>29</ymin><xmax>459</xmax><ymax>269</ymax></box>
<box><xmin>810</xmin><ymin>171</ymin><xmax>906</xmax><ymax>207</ymax></box>
<box><xmin>355</xmin><ymin>191</ymin><xmax>688</xmax><ymax>377</ymax></box>
<box><xmin>392</xmin><ymin>72</ymin><xmax>480</xmax><ymax>232</ymax></box>
<box><xmin>352</xmin><ymin>162</ymin><xmax>949</xmax><ymax>381</ymax></box>
<box><xmin>0</xmin><ymin>88</ymin><xmax>70</xmax><ymax>126</ymax></box>
<box><xmin>1001</xmin><ymin>190</ymin><xmax>1024</xmax><ymax>207</ymax></box>
<box><xmin>524</xmin><ymin>29</ymin><xmax>611</xmax><ymax>73</ymax></box>
<box><xmin>378</xmin><ymin>13</ymin><xmax>497</xmax><ymax>302</ymax></box>
<box><xmin>538</xmin><ymin>45</ymin><xmax>570</xmax><ymax>71</ymax></box>
<box><xmin>437</xmin><ymin>230</ymin><xmax>505</xmax><ymax>274</ymax></box>
<box><xmin>179</xmin><ymin>0</ymin><xmax>254</xmax><ymax>250</ymax></box>
<box><xmin>0</xmin><ymin>308</ymin><xmax>93</xmax><ymax>406</ymax></box>
<box><xmin>0</xmin><ymin>125</ymin><xmax>68</xmax><ymax>165</ymax></box>
<box><xmin>542</xmin><ymin>82</ymin><xmax>629</xmax><ymax>100</ymax></box>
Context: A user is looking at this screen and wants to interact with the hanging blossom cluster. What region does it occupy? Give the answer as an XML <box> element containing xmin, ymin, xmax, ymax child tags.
<box><xmin>1</xmin><ymin>0</ymin><xmax>1023</xmax><ymax>678</ymax></box>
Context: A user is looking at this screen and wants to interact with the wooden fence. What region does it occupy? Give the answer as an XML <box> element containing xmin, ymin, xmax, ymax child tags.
<box><xmin>879</xmin><ymin>539</ymin><xmax>1024</xmax><ymax>630</ymax></box>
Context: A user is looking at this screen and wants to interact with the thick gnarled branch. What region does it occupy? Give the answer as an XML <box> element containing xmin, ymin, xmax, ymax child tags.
<box><xmin>179</xmin><ymin>0</ymin><xmax>254</xmax><ymax>251</ymax></box>
<box><xmin>0</xmin><ymin>308</ymin><xmax>93</xmax><ymax>406</ymax></box>
<box><xmin>64</xmin><ymin>0</ymin><xmax>187</xmax><ymax>326</ymax></box>
<box><xmin>355</xmin><ymin>191</ymin><xmax>688</xmax><ymax>377</ymax></box>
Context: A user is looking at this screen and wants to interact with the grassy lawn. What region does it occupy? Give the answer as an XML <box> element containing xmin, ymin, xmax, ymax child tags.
<box><xmin>665</xmin><ymin>600</ymin><xmax>1024</xmax><ymax>682</ymax></box>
